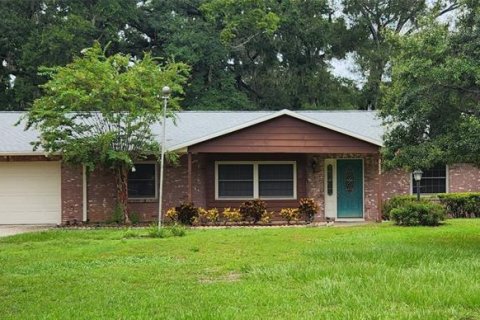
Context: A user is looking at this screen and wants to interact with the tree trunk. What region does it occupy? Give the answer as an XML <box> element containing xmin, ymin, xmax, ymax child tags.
<box><xmin>114</xmin><ymin>165</ymin><xmax>131</xmax><ymax>224</ymax></box>
<box><xmin>364</xmin><ymin>57</ymin><xmax>387</xmax><ymax>110</ymax></box>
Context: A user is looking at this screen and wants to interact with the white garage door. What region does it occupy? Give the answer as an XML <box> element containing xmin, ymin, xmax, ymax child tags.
<box><xmin>0</xmin><ymin>161</ymin><xmax>61</xmax><ymax>224</ymax></box>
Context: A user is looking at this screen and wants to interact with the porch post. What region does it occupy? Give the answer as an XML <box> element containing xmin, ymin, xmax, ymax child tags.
<box><xmin>376</xmin><ymin>153</ymin><xmax>383</xmax><ymax>222</ymax></box>
<box><xmin>187</xmin><ymin>152</ymin><xmax>192</xmax><ymax>203</ymax></box>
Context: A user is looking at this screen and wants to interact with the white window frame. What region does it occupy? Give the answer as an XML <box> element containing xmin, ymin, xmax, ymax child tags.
<box><xmin>410</xmin><ymin>164</ymin><xmax>449</xmax><ymax>195</ymax></box>
<box><xmin>215</xmin><ymin>161</ymin><xmax>297</xmax><ymax>200</ymax></box>
<box><xmin>128</xmin><ymin>162</ymin><xmax>158</xmax><ymax>200</ymax></box>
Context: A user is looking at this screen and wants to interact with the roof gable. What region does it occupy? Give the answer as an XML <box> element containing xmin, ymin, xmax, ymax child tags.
<box><xmin>169</xmin><ymin>109</ymin><xmax>382</xmax><ymax>152</ymax></box>
<box><xmin>189</xmin><ymin>114</ymin><xmax>380</xmax><ymax>154</ymax></box>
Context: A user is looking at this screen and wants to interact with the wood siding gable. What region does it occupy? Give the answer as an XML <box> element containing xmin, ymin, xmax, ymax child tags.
<box><xmin>189</xmin><ymin>115</ymin><xmax>379</xmax><ymax>154</ymax></box>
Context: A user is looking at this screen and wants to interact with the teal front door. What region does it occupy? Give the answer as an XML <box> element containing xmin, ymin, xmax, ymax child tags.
<box><xmin>337</xmin><ymin>159</ymin><xmax>363</xmax><ymax>218</ymax></box>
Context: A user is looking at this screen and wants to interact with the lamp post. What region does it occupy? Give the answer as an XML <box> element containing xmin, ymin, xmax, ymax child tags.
<box><xmin>413</xmin><ymin>169</ymin><xmax>423</xmax><ymax>201</ymax></box>
<box><xmin>158</xmin><ymin>86</ymin><xmax>171</xmax><ymax>229</ymax></box>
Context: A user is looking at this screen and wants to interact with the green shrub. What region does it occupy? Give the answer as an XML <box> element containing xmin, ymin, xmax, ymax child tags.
<box><xmin>438</xmin><ymin>193</ymin><xmax>480</xmax><ymax>218</ymax></box>
<box><xmin>382</xmin><ymin>195</ymin><xmax>417</xmax><ymax>220</ymax></box>
<box><xmin>169</xmin><ymin>224</ymin><xmax>187</xmax><ymax>237</ymax></box>
<box><xmin>239</xmin><ymin>200</ymin><xmax>267</xmax><ymax>224</ymax></box>
<box><xmin>146</xmin><ymin>224</ymin><xmax>169</xmax><ymax>238</ymax></box>
<box><xmin>390</xmin><ymin>202</ymin><xmax>445</xmax><ymax>226</ymax></box>
<box><xmin>298</xmin><ymin>198</ymin><xmax>318</xmax><ymax>223</ymax></box>
<box><xmin>175</xmin><ymin>203</ymin><xmax>199</xmax><ymax>225</ymax></box>
<box><xmin>109</xmin><ymin>203</ymin><xmax>124</xmax><ymax>224</ymax></box>
<box><xmin>129</xmin><ymin>212</ymin><xmax>140</xmax><ymax>225</ymax></box>
<box><xmin>123</xmin><ymin>228</ymin><xmax>140</xmax><ymax>238</ymax></box>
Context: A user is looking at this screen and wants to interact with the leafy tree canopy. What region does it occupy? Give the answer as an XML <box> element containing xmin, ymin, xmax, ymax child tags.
<box><xmin>342</xmin><ymin>0</ymin><xmax>462</xmax><ymax>109</ymax></box>
<box><xmin>0</xmin><ymin>0</ymin><xmax>470</xmax><ymax>111</ymax></box>
<box><xmin>0</xmin><ymin>0</ymin><xmax>140</xmax><ymax>110</ymax></box>
<box><xmin>23</xmin><ymin>42</ymin><xmax>189</xmax><ymax>222</ymax></box>
<box><xmin>380</xmin><ymin>4</ymin><xmax>480</xmax><ymax>169</ymax></box>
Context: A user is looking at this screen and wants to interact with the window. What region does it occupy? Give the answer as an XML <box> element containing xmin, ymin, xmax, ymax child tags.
<box><xmin>218</xmin><ymin>164</ymin><xmax>254</xmax><ymax>198</ymax></box>
<box><xmin>327</xmin><ymin>164</ymin><xmax>333</xmax><ymax>196</ymax></box>
<box><xmin>259</xmin><ymin>164</ymin><xmax>294</xmax><ymax>197</ymax></box>
<box><xmin>128</xmin><ymin>163</ymin><xmax>156</xmax><ymax>198</ymax></box>
<box><xmin>216</xmin><ymin>162</ymin><xmax>296</xmax><ymax>199</ymax></box>
<box><xmin>412</xmin><ymin>165</ymin><xmax>447</xmax><ymax>194</ymax></box>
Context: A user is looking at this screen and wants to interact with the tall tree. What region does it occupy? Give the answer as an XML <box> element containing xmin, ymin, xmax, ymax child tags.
<box><xmin>381</xmin><ymin>4</ymin><xmax>480</xmax><ymax>169</ymax></box>
<box><xmin>23</xmin><ymin>43</ymin><xmax>189</xmax><ymax>223</ymax></box>
<box><xmin>202</xmin><ymin>0</ymin><xmax>361</xmax><ymax>110</ymax></box>
<box><xmin>0</xmin><ymin>0</ymin><xmax>139</xmax><ymax>110</ymax></box>
<box><xmin>343</xmin><ymin>0</ymin><xmax>462</xmax><ymax>109</ymax></box>
<box><xmin>136</xmin><ymin>0</ymin><xmax>253</xmax><ymax>110</ymax></box>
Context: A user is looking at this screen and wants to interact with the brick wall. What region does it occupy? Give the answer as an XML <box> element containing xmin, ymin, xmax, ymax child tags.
<box><xmin>381</xmin><ymin>168</ymin><xmax>411</xmax><ymax>200</ymax></box>
<box><xmin>57</xmin><ymin>156</ymin><xmax>480</xmax><ymax>224</ymax></box>
<box><xmin>86</xmin><ymin>166</ymin><xmax>117</xmax><ymax>222</ymax></box>
<box><xmin>381</xmin><ymin>164</ymin><xmax>480</xmax><ymax>199</ymax></box>
<box><xmin>449</xmin><ymin>163</ymin><xmax>480</xmax><ymax>192</ymax></box>
<box><xmin>305</xmin><ymin>155</ymin><xmax>325</xmax><ymax>221</ymax></box>
<box><xmin>61</xmin><ymin>164</ymin><xmax>83</xmax><ymax>224</ymax></box>
<box><xmin>59</xmin><ymin>154</ymin><xmax>207</xmax><ymax>223</ymax></box>
<box><xmin>364</xmin><ymin>156</ymin><xmax>381</xmax><ymax>221</ymax></box>
<box><xmin>85</xmin><ymin>158</ymin><xmax>194</xmax><ymax>223</ymax></box>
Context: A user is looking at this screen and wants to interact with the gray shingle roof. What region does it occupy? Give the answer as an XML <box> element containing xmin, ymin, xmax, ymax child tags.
<box><xmin>0</xmin><ymin>110</ymin><xmax>384</xmax><ymax>154</ymax></box>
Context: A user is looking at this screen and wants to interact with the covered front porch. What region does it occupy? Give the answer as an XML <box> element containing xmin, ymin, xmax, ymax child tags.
<box><xmin>174</xmin><ymin>113</ymin><xmax>383</xmax><ymax>222</ymax></box>
<box><xmin>175</xmin><ymin>152</ymin><xmax>382</xmax><ymax>222</ymax></box>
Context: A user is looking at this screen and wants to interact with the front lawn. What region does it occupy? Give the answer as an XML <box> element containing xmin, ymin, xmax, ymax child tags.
<box><xmin>1</xmin><ymin>221</ymin><xmax>480</xmax><ymax>319</ymax></box>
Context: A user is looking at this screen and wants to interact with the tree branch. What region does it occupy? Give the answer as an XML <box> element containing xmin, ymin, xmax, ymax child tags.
<box><xmin>437</xmin><ymin>1</ymin><xmax>461</xmax><ymax>17</ymax></box>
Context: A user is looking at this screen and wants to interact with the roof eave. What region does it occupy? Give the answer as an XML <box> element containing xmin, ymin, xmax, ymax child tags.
<box><xmin>0</xmin><ymin>151</ymin><xmax>55</xmax><ymax>156</ymax></box>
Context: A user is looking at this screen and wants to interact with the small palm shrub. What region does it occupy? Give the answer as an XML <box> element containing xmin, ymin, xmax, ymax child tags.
<box><xmin>240</xmin><ymin>200</ymin><xmax>267</xmax><ymax>224</ymax></box>
<box><xmin>280</xmin><ymin>208</ymin><xmax>300</xmax><ymax>225</ymax></box>
<box><xmin>390</xmin><ymin>202</ymin><xmax>446</xmax><ymax>226</ymax></box>
<box><xmin>298</xmin><ymin>198</ymin><xmax>318</xmax><ymax>223</ymax></box>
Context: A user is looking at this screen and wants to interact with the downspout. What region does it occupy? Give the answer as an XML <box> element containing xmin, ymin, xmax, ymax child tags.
<box><xmin>187</xmin><ymin>152</ymin><xmax>192</xmax><ymax>203</ymax></box>
<box><xmin>377</xmin><ymin>153</ymin><xmax>383</xmax><ymax>222</ymax></box>
<box><xmin>82</xmin><ymin>165</ymin><xmax>88</xmax><ymax>223</ymax></box>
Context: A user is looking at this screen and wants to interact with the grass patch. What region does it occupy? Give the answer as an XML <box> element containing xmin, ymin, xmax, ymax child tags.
<box><xmin>1</xmin><ymin>221</ymin><xmax>480</xmax><ymax>319</ymax></box>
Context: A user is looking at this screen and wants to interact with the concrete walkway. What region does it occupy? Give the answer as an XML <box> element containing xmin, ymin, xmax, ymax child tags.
<box><xmin>0</xmin><ymin>225</ymin><xmax>53</xmax><ymax>238</ymax></box>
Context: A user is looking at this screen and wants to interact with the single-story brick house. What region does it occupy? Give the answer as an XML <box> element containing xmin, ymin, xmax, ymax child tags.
<box><xmin>0</xmin><ymin>109</ymin><xmax>479</xmax><ymax>225</ymax></box>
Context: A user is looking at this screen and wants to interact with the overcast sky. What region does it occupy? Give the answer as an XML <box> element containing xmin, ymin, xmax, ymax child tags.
<box><xmin>328</xmin><ymin>4</ymin><xmax>458</xmax><ymax>85</ymax></box>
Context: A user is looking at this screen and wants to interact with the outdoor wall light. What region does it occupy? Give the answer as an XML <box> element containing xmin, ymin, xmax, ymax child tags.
<box><xmin>413</xmin><ymin>169</ymin><xmax>423</xmax><ymax>201</ymax></box>
<box><xmin>311</xmin><ymin>157</ymin><xmax>319</xmax><ymax>172</ymax></box>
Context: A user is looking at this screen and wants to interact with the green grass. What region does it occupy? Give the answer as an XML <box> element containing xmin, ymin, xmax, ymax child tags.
<box><xmin>1</xmin><ymin>221</ymin><xmax>480</xmax><ymax>319</ymax></box>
